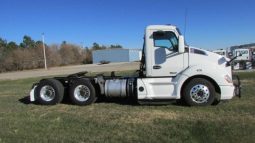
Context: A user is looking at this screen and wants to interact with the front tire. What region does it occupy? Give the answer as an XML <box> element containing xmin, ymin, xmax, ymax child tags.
<box><xmin>69</xmin><ymin>79</ymin><xmax>97</xmax><ymax>106</ymax></box>
<box><xmin>183</xmin><ymin>78</ymin><xmax>215</xmax><ymax>106</ymax></box>
<box><xmin>35</xmin><ymin>79</ymin><xmax>64</xmax><ymax>105</ymax></box>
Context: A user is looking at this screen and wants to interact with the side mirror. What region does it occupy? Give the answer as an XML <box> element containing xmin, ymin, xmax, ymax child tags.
<box><xmin>178</xmin><ymin>35</ymin><xmax>185</xmax><ymax>53</ymax></box>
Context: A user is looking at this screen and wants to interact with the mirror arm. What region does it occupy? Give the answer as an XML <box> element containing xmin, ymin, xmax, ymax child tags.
<box><xmin>226</xmin><ymin>54</ymin><xmax>242</xmax><ymax>67</ymax></box>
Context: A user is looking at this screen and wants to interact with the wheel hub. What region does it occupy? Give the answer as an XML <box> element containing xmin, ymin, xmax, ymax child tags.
<box><xmin>74</xmin><ymin>85</ymin><xmax>90</xmax><ymax>102</ymax></box>
<box><xmin>190</xmin><ymin>84</ymin><xmax>210</xmax><ymax>104</ymax></box>
<box><xmin>40</xmin><ymin>85</ymin><xmax>56</xmax><ymax>102</ymax></box>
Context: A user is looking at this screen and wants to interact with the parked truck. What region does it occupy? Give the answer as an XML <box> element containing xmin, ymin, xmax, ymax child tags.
<box><xmin>233</xmin><ymin>48</ymin><xmax>253</xmax><ymax>70</ymax></box>
<box><xmin>30</xmin><ymin>25</ymin><xmax>241</xmax><ymax>106</ymax></box>
<box><xmin>212</xmin><ymin>49</ymin><xmax>228</xmax><ymax>58</ymax></box>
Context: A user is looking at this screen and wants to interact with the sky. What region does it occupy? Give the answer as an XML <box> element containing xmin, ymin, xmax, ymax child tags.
<box><xmin>0</xmin><ymin>0</ymin><xmax>254</xmax><ymax>50</ymax></box>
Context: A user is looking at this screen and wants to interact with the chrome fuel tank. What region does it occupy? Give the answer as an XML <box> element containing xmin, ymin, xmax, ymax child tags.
<box><xmin>105</xmin><ymin>79</ymin><xmax>127</xmax><ymax>97</ymax></box>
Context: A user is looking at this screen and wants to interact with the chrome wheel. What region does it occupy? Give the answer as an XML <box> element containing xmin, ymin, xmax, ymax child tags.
<box><xmin>74</xmin><ymin>85</ymin><xmax>90</xmax><ymax>102</ymax></box>
<box><xmin>190</xmin><ymin>84</ymin><xmax>210</xmax><ymax>104</ymax></box>
<box><xmin>40</xmin><ymin>85</ymin><xmax>56</xmax><ymax>102</ymax></box>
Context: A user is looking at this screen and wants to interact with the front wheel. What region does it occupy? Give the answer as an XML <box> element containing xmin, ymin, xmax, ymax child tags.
<box><xmin>183</xmin><ymin>78</ymin><xmax>215</xmax><ymax>106</ymax></box>
<box><xmin>69</xmin><ymin>79</ymin><xmax>97</xmax><ymax>106</ymax></box>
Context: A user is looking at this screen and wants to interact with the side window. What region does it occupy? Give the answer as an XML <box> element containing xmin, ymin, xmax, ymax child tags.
<box><xmin>153</xmin><ymin>31</ymin><xmax>178</xmax><ymax>51</ymax></box>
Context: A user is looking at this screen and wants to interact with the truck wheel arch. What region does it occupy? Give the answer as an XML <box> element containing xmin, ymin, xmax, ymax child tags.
<box><xmin>180</xmin><ymin>75</ymin><xmax>221</xmax><ymax>100</ymax></box>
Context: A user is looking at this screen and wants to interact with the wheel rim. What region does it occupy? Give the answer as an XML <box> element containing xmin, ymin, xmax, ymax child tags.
<box><xmin>74</xmin><ymin>85</ymin><xmax>90</xmax><ymax>102</ymax></box>
<box><xmin>190</xmin><ymin>84</ymin><xmax>210</xmax><ymax>104</ymax></box>
<box><xmin>40</xmin><ymin>85</ymin><xmax>56</xmax><ymax>102</ymax></box>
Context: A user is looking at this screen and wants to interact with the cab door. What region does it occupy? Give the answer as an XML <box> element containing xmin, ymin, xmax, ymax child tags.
<box><xmin>151</xmin><ymin>31</ymin><xmax>187</xmax><ymax>77</ymax></box>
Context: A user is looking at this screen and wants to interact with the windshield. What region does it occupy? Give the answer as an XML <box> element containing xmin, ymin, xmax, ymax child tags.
<box><xmin>153</xmin><ymin>31</ymin><xmax>178</xmax><ymax>51</ymax></box>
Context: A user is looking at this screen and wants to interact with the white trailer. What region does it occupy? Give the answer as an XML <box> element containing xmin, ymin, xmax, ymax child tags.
<box><xmin>30</xmin><ymin>25</ymin><xmax>241</xmax><ymax>106</ymax></box>
<box><xmin>213</xmin><ymin>49</ymin><xmax>228</xmax><ymax>57</ymax></box>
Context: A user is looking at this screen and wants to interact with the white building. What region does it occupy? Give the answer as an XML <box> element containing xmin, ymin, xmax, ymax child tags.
<box><xmin>92</xmin><ymin>49</ymin><xmax>141</xmax><ymax>64</ymax></box>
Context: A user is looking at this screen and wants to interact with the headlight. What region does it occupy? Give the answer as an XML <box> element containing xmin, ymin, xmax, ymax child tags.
<box><xmin>224</xmin><ymin>75</ymin><xmax>233</xmax><ymax>83</ymax></box>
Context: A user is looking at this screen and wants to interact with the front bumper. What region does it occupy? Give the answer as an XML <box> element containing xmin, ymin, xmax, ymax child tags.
<box><xmin>220</xmin><ymin>75</ymin><xmax>241</xmax><ymax>100</ymax></box>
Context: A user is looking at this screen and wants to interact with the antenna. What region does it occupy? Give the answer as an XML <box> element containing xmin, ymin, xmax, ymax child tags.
<box><xmin>184</xmin><ymin>8</ymin><xmax>188</xmax><ymax>37</ymax></box>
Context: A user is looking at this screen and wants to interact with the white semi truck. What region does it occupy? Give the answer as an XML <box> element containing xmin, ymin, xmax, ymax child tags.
<box><xmin>30</xmin><ymin>25</ymin><xmax>241</xmax><ymax>106</ymax></box>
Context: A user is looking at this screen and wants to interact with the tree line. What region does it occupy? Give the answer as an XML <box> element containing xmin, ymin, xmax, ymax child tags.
<box><xmin>0</xmin><ymin>36</ymin><xmax>122</xmax><ymax>73</ymax></box>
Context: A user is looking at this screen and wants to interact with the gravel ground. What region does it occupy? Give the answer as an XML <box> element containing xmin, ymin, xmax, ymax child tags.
<box><xmin>0</xmin><ymin>62</ymin><xmax>140</xmax><ymax>80</ymax></box>
<box><xmin>2</xmin><ymin>61</ymin><xmax>251</xmax><ymax>81</ymax></box>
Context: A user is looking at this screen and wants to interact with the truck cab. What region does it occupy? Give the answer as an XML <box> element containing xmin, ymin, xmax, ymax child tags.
<box><xmin>142</xmin><ymin>25</ymin><xmax>187</xmax><ymax>77</ymax></box>
<box><xmin>137</xmin><ymin>25</ymin><xmax>240</xmax><ymax>105</ymax></box>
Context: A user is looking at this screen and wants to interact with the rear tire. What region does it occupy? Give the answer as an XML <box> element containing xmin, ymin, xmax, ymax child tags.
<box><xmin>35</xmin><ymin>79</ymin><xmax>64</xmax><ymax>105</ymax></box>
<box><xmin>183</xmin><ymin>78</ymin><xmax>215</xmax><ymax>106</ymax></box>
<box><xmin>69</xmin><ymin>79</ymin><xmax>97</xmax><ymax>106</ymax></box>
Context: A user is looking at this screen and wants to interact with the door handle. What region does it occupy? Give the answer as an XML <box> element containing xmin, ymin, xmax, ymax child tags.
<box><xmin>153</xmin><ymin>65</ymin><xmax>161</xmax><ymax>69</ymax></box>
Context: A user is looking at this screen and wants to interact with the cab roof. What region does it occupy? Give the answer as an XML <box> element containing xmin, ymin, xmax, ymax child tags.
<box><xmin>146</xmin><ymin>25</ymin><xmax>177</xmax><ymax>30</ymax></box>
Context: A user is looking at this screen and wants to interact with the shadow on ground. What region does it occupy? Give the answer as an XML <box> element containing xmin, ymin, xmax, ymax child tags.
<box><xmin>19</xmin><ymin>95</ymin><xmax>186</xmax><ymax>106</ymax></box>
<box><xmin>19</xmin><ymin>96</ymin><xmax>31</xmax><ymax>104</ymax></box>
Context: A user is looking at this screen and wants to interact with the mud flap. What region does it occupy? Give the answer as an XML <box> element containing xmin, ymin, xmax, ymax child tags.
<box><xmin>29</xmin><ymin>84</ymin><xmax>38</xmax><ymax>102</ymax></box>
<box><xmin>233</xmin><ymin>75</ymin><xmax>241</xmax><ymax>98</ymax></box>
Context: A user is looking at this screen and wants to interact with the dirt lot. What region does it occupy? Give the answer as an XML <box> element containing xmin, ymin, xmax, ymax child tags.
<box><xmin>0</xmin><ymin>62</ymin><xmax>139</xmax><ymax>80</ymax></box>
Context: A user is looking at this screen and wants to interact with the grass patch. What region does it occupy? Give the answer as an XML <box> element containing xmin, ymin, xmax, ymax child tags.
<box><xmin>0</xmin><ymin>71</ymin><xmax>254</xmax><ymax>142</ymax></box>
<box><xmin>234</xmin><ymin>71</ymin><xmax>255</xmax><ymax>79</ymax></box>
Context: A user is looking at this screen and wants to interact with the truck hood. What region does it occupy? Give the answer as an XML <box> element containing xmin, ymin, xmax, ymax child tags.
<box><xmin>189</xmin><ymin>46</ymin><xmax>229</xmax><ymax>65</ymax></box>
